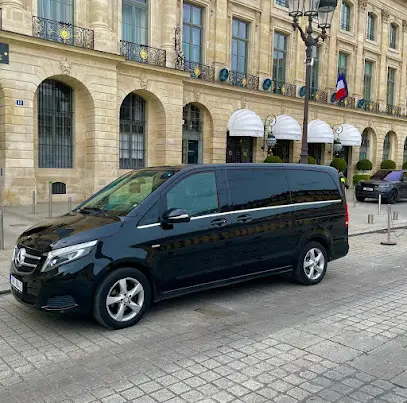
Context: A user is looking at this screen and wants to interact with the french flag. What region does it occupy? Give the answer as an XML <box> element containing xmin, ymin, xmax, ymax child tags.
<box><xmin>335</xmin><ymin>73</ymin><xmax>348</xmax><ymax>101</ymax></box>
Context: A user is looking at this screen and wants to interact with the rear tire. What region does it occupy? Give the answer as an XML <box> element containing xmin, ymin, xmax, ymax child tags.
<box><xmin>294</xmin><ymin>241</ymin><xmax>328</xmax><ymax>286</ymax></box>
<box><xmin>93</xmin><ymin>267</ymin><xmax>151</xmax><ymax>330</ymax></box>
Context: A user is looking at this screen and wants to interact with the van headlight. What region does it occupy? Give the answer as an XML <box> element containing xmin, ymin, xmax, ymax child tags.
<box><xmin>41</xmin><ymin>240</ymin><xmax>98</xmax><ymax>272</ymax></box>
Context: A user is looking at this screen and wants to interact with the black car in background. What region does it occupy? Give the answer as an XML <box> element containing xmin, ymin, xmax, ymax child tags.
<box><xmin>355</xmin><ymin>169</ymin><xmax>407</xmax><ymax>203</ymax></box>
<box><xmin>10</xmin><ymin>164</ymin><xmax>349</xmax><ymax>329</ymax></box>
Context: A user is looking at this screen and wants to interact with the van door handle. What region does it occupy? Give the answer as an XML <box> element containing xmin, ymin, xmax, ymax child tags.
<box><xmin>211</xmin><ymin>218</ymin><xmax>227</xmax><ymax>227</ymax></box>
<box><xmin>237</xmin><ymin>214</ymin><xmax>252</xmax><ymax>223</ymax></box>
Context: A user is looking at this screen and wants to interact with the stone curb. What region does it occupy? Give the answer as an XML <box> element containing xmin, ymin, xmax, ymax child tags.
<box><xmin>0</xmin><ymin>224</ymin><xmax>405</xmax><ymax>296</ymax></box>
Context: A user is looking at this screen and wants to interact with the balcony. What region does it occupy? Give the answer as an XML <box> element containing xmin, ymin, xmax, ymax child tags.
<box><xmin>120</xmin><ymin>41</ymin><xmax>166</xmax><ymax>68</ymax></box>
<box><xmin>358</xmin><ymin>99</ymin><xmax>380</xmax><ymax>113</ymax></box>
<box><xmin>386</xmin><ymin>104</ymin><xmax>401</xmax><ymax>117</ymax></box>
<box><xmin>271</xmin><ymin>81</ymin><xmax>296</xmax><ymax>97</ymax></box>
<box><xmin>310</xmin><ymin>88</ymin><xmax>328</xmax><ymax>103</ymax></box>
<box><xmin>229</xmin><ymin>71</ymin><xmax>259</xmax><ymax>90</ymax></box>
<box><xmin>337</xmin><ymin>96</ymin><xmax>356</xmax><ymax>109</ymax></box>
<box><xmin>183</xmin><ymin>60</ymin><xmax>215</xmax><ymax>81</ymax></box>
<box><xmin>32</xmin><ymin>16</ymin><xmax>94</xmax><ymax>49</ymax></box>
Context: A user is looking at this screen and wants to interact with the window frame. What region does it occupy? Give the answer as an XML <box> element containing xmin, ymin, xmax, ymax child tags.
<box><xmin>231</xmin><ymin>18</ymin><xmax>249</xmax><ymax>74</ymax></box>
<box><xmin>386</xmin><ymin>67</ymin><xmax>396</xmax><ymax>106</ymax></box>
<box><xmin>182</xmin><ymin>2</ymin><xmax>203</xmax><ymax>64</ymax></box>
<box><xmin>383</xmin><ymin>134</ymin><xmax>391</xmax><ymax>161</ymax></box>
<box><xmin>310</xmin><ymin>45</ymin><xmax>320</xmax><ymax>90</ymax></box>
<box><xmin>38</xmin><ymin>0</ymin><xmax>74</xmax><ymax>24</ymax></box>
<box><xmin>389</xmin><ymin>23</ymin><xmax>398</xmax><ymax>50</ymax></box>
<box><xmin>122</xmin><ymin>0</ymin><xmax>148</xmax><ymax>45</ymax></box>
<box><xmin>340</xmin><ymin>1</ymin><xmax>351</xmax><ymax>31</ymax></box>
<box><xmin>366</xmin><ymin>12</ymin><xmax>375</xmax><ymax>41</ymax></box>
<box><xmin>272</xmin><ymin>31</ymin><xmax>288</xmax><ymax>84</ymax></box>
<box><xmin>275</xmin><ymin>0</ymin><xmax>289</xmax><ymax>7</ymax></box>
<box><xmin>363</xmin><ymin>60</ymin><xmax>373</xmax><ymax>101</ymax></box>
<box><xmin>338</xmin><ymin>52</ymin><xmax>348</xmax><ymax>78</ymax></box>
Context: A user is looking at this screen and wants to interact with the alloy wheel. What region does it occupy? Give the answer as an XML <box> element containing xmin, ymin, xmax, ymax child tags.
<box><xmin>303</xmin><ymin>248</ymin><xmax>325</xmax><ymax>281</ymax></box>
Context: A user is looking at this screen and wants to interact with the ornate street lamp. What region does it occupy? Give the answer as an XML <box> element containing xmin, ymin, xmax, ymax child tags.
<box><xmin>262</xmin><ymin>115</ymin><xmax>277</xmax><ymax>156</ymax></box>
<box><xmin>332</xmin><ymin>124</ymin><xmax>343</xmax><ymax>155</ymax></box>
<box><xmin>288</xmin><ymin>0</ymin><xmax>338</xmax><ymax>164</ymax></box>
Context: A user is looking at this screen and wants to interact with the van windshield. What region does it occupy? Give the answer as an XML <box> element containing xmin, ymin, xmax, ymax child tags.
<box><xmin>76</xmin><ymin>169</ymin><xmax>179</xmax><ymax>216</ymax></box>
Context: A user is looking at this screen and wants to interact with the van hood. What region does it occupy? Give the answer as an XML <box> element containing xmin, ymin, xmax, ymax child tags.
<box><xmin>17</xmin><ymin>213</ymin><xmax>124</xmax><ymax>253</ymax></box>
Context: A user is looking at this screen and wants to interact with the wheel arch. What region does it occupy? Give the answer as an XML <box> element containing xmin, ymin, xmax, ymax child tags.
<box><xmin>298</xmin><ymin>233</ymin><xmax>332</xmax><ymax>260</ymax></box>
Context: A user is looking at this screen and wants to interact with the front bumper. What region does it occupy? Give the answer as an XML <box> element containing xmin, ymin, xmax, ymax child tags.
<box><xmin>9</xmin><ymin>257</ymin><xmax>97</xmax><ymax>314</ymax></box>
<box><xmin>355</xmin><ymin>189</ymin><xmax>392</xmax><ymax>199</ymax></box>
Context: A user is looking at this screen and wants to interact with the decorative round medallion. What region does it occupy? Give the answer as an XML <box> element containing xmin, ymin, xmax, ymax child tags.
<box><xmin>60</xmin><ymin>27</ymin><xmax>70</xmax><ymax>41</ymax></box>
<box><xmin>140</xmin><ymin>48</ymin><xmax>148</xmax><ymax>61</ymax></box>
<box><xmin>281</xmin><ymin>85</ymin><xmax>286</xmax><ymax>94</ymax></box>
<box><xmin>242</xmin><ymin>76</ymin><xmax>247</xmax><ymax>87</ymax></box>
<box><xmin>193</xmin><ymin>65</ymin><xmax>201</xmax><ymax>77</ymax></box>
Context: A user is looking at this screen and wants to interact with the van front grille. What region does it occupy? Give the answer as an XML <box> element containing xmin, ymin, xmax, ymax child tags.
<box><xmin>13</xmin><ymin>245</ymin><xmax>42</xmax><ymax>274</ymax></box>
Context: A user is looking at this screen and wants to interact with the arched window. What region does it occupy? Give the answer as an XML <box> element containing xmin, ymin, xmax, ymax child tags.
<box><xmin>120</xmin><ymin>93</ymin><xmax>146</xmax><ymax>169</ymax></box>
<box><xmin>38</xmin><ymin>79</ymin><xmax>73</xmax><ymax>168</ymax></box>
<box><xmin>359</xmin><ymin>129</ymin><xmax>369</xmax><ymax>160</ymax></box>
<box><xmin>383</xmin><ymin>133</ymin><xmax>391</xmax><ymax>161</ymax></box>
<box><xmin>182</xmin><ymin>104</ymin><xmax>202</xmax><ymax>164</ymax></box>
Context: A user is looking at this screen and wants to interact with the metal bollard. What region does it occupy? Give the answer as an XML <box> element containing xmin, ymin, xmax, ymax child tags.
<box><xmin>48</xmin><ymin>181</ymin><xmax>52</xmax><ymax>219</ymax></box>
<box><xmin>68</xmin><ymin>197</ymin><xmax>72</xmax><ymax>213</ymax></box>
<box><xmin>353</xmin><ymin>190</ymin><xmax>357</xmax><ymax>207</ymax></box>
<box><xmin>378</xmin><ymin>194</ymin><xmax>382</xmax><ymax>215</ymax></box>
<box><xmin>32</xmin><ymin>191</ymin><xmax>36</xmax><ymax>214</ymax></box>
<box><xmin>0</xmin><ymin>208</ymin><xmax>4</xmax><ymax>250</ymax></box>
<box><xmin>368</xmin><ymin>214</ymin><xmax>374</xmax><ymax>224</ymax></box>
<box><xmin>393</xmin><ymin>211</ymin><xmax>399</xmax><ymax>221</ymax></box>
<box><xmin>381</xmin><ymin>205</ymin><xmax>397</xmax><ymax>246</ymax></box>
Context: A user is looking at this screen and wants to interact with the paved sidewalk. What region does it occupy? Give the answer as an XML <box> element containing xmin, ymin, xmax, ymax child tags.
<box><xmin>0</xmin><ymin>198</ymin><xmax>406</xmax><ymax>293</ymax></box>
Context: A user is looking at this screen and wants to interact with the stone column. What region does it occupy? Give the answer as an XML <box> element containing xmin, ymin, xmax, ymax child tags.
<box><xmin>354</xmin><ymin>1</ymin><xmax>367</xmax><ymax>98</ymax></box>
<box><xmin>378</xmin><ymin>11</ymin><xmax>390</xmax><ymax>106</ymax></box>
<box><xmin>89</xmin><ymin>0</ymin><xmax>117</xmax><ymax>54</ymax></box>
<box><xmin>0</xmin><ymin>0</ymin><xmax>31</xmax><ymax>35</ymax></box>
<box><xmin>160</xmin><ymin>0</ymin><xmax>178</xmax><ymax>68</ymax></box>
<box><xmin>213</xmin><ymin>0</ymin><xmax>228</xmax><ymax>72</ymax></box>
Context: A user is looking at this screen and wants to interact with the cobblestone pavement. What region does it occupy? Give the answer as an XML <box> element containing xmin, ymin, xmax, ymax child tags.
<box><xmin>1</xmin><ymin>234</ymin><xmax>407</xmax><ymax>402</ymax></box>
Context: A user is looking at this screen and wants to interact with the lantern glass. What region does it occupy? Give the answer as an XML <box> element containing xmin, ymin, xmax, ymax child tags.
<box><xmin>266</xmin><ymin>135</ymin><xmax>277</xmax><ymax>148</ymax></box>
<box><xmin>333</xmin><ymin>142</ymin><xmax>343</xmax><ymax>153</ymax></box>
<box><xmin>288</xmin><ymin>0</ymin><xmax>304</xmax><ymax>17</ymax></box>
<box><xmin>304</xmin><ymin>0</ymin><xmax>321</xmax><ymax>16</ymax></box>
<box><xmin>317</xmin><ymin>9</ymin><xmax>335</xmax><ymax>28</ymax></box>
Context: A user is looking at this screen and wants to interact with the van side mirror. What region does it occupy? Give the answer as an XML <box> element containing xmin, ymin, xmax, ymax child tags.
<box><xmin>161</xmin><ymin>208</ymin><xmax>190</xmax><ymax>224</ymax></box>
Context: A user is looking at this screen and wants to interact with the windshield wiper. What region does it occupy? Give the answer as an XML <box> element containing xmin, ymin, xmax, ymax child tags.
<box><xmin>77</xmin><ymin>207</ymin><xmax>109</xmax><ymax>217</ymax></box>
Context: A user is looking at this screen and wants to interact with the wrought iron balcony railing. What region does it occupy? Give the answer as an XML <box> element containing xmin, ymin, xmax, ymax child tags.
<box><xmin>183</xmin><ymin>60</ymin><xmax>215</xmax><ymax>81</ymax></box>
<box><xmin>310</xmin><ymin>88</ymin><xmax>328</xmax><ymax>103</ymax></box>
<box><xmin>229</xmin><ymin>71</ymin><xmax>259</xmax><ymax>90</ymax></box>
<box><xmin>386</xmin><ymin>104</ymin><xmax>401</xmax><ymax>117</ymax></box>
<box><xmin>120</xmin><ymin>41</ymin><xmax>166</xmax><ymax>68</ymax></box>
<box><xmin>361</xmin><ymin>100</ymin><xmax>380</xmax><ymax>113</ymax></box>
<box><xmin>32</xmin><ymin>16</ymin><xmax>94</xmax><ymax>49</ymax></box>
<box><xmin>337</xmin><ymin>96</ymin><xmax>356</xmax><ymax>109</ymax></box>
<box><xmin>271</xmin><ymin>80</ymin><xmax>296</xmax><ymax>97</ymax></box>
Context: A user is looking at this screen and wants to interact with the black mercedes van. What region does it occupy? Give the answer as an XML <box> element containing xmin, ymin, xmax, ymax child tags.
<box><xmin>10</xmin><ymin>164</ymin><xmax>349</xmax><ymax>329</ymax></box>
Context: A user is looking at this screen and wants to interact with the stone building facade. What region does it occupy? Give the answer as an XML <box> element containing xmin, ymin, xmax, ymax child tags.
<box><xmin>0</xmin><ymin>0</ymin><xmax>406</xmax><ymax>205</ymax></box>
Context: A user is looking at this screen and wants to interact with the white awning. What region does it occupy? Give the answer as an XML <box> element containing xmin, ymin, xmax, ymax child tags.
<box><xmin>308</xmin><ymin>120</ymin><xmax>334</xmax><ymax>144</ymax></box>
<box><xmin>227</xmin><ymin>109</ymin><xmax>264</xmax><ymax>138</ymax></box>
<box><xmin>339</xmin><ymin>124</ymin><xmax>362</xmax><ymax>146</ymax></box>
<box><xmin>273</xmin><ymin>114</ymin><xmax>302</xmax><ymax>141</ymax></box>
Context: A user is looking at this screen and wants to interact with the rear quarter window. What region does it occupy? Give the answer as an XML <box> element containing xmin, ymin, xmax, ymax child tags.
<box><xmin>286</xmin><ymin>169</ymin><xmax>340</xmax><ymax>203</ymax></box>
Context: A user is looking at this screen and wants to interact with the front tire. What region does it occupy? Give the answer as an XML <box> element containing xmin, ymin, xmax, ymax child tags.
<box><xmin>386</xmin><ymin>190</ymin><xmax>398</xmax><ymax>204</ymax></box>
<box><xmin>93</xmin><ymin>267</ymin><xmax>151</xmax><ymax>329</ymax></box>
<box><xmin>294</xmin><ymin>242</ymin><xmax>328</xmax><ymax>285</ymax></box>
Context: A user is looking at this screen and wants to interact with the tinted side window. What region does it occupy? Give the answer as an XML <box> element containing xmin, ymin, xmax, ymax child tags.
<box><xmin>286</xmin><ymin>170</ymin><xmax>340</xmax><ymax>203</ymax></box>
<box><xmin>138</xmin><ymin>202</ymin><xmax>161</xmax><ymax>226</ymax></box>
<box><xmin>166</xmin><ymin>172</ymin><xmax>219</xmax><ymax>217</ymax></box>
<box><xmin>227</xmin><ymin>168</ymin><xmax>290</xmax><ymax>211</ymax></box>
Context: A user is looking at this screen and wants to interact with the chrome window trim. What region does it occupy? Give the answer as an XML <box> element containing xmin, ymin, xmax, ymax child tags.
<box><xmin>136</xmin><ymin>199</ymin><xmax>342</xmax><ymax>229</ymax></box>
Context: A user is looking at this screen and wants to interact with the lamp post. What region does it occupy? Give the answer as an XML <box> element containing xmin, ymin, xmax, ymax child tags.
<box><xmin>263</xmin><ymin>115</ymin><xmax>277</xmax><ymax>156</ymax></box>
<box><xmin>288</xmin><ymin>0</ymin><xmax>338</xmax><ymax>164</ymax></box>
<box><xmin>332</xmin><ymin>124</ymin><xmax>343</xmax><ymax>156</ymax></box>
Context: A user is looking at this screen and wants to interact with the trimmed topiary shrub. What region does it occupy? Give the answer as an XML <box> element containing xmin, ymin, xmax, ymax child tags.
<box><xmin>356</xmin><ymin>159</ymin><xmax>373</xmax><ymax>172</ymax></box>
<box><xmin>403</xmin><ymin>161</ymin><xmax>407</xmax><ymax>170</ymax></box>
<box><xmin>264</xmin><ymin>155</ymin><xmax>283</xmax><ymax>163</ymax></box>
<box><xmin>353</xmin><ymin>174</ymin><xmax>371</xmax><ymax>185</ymax></box>
<box><xmin>330</xmin><ymin>158</ymin><xmax>347</xmax><ymax>172</ymax></box>
<box><xmin>308</xmin><ymin>156</ymin><xmax>317</xmax><ymax>164</ymax></box>
<box><xmin>380</xmin><ymin>160</ymin><xmax>396</xmax><ymax>169</ymax></box>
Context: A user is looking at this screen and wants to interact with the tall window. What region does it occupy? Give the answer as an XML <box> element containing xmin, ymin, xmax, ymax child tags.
<box><xmin>340</xmin><ymin>1</ymin><xmax>351</xmax><ymax>31</ymax></box>
<box><xmin>122</xmin><ymin>0</ymin><xmax>148</xmax><ymax>45</ymax></box>
<box><xmin>273</xmin><ymin>32</ymin><xmax>288</xmax><ymax>84</ymax></box>
<box><xmin>119</xmin><ymin>93</ymin><xmax>146</xmax><ymax>169</ymax></box>
<box><xmin>182</xmin><ymin>104</ymin><xmax>202</xmax><ymax>164</ymax></box>
<box><xmin>275</xmin><ymin>0</ymin><xmax>289</xmax><ymax>7</ymax></box>
<box><xmin>366</xmin><ymin>13</ymin><xmax>375</xmax><ymax>41</ymax></box>
<box><xmin>359</xmin><ymin>129</ymin><xmax>369</xmax><ymax>160</ymax></box>
<box><xmin>38</xmin><ymin>0</ymin><xmax>73</xmax><ymax>23</ymax></box>
<box><xmin>183</xmin><ymin>3</ymin><xmax>203</xmax><ymax>63</ymax></box>
<box><xmin>389</xmin><ymin>23</ymin><xmax>397</xmax><ymax>49</ymax></box>
<box><xmin>363</xmin><ymin>61</ymin><xmax>373</xmax><ymax>101</ymax></box>
<box><xmin>311</xmin><ymin>45</ymin><xmax>320</xmax><ymax>89</ymax></box>
<box><xmin>231</xmin><ymin>19</ymin><xmax>248</xmax><ymax>74</ymax></box>
<box><xmin>383</xmin><ymin>133</ymin><xmax>391</xmax><ymax>161</ymax></box>
<box><xmin>338</xmin><ymin>52</ymin><xmax>348</xmax><ymax>77</ymax></box>
<box><xmin>387</xmin><ymin>67</ymin><xmax>396</xmax><ymax>106</ymax></box>
<box><xmin>38</xmin><ymin>79</ymin><xmax>73</xmax><ymax>168</ymax></box>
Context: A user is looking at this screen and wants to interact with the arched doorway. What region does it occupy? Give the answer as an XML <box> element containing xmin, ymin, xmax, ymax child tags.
<box><xmin>182</xmin><ymin>104</ymin><xmax>202</xmax><ymax>164</ymax></box>
<box><xmin>38</xmin><ymin>79</ymin><xmax>73</xmax><ymax>168</ymax></box>
<box><xmin>119</xmin><ymin>93</ymin><xmax>146</xmax><ymax>169</ymax></box>
<box><xmin>383</xmin><ymin>132</ymin><xmax>392</xmax><ymax>161</ymax></box>
<box><xmin>359</xmin><ymin>129</ymin><xmax>369</xmax><ymax>160</ymax></box>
